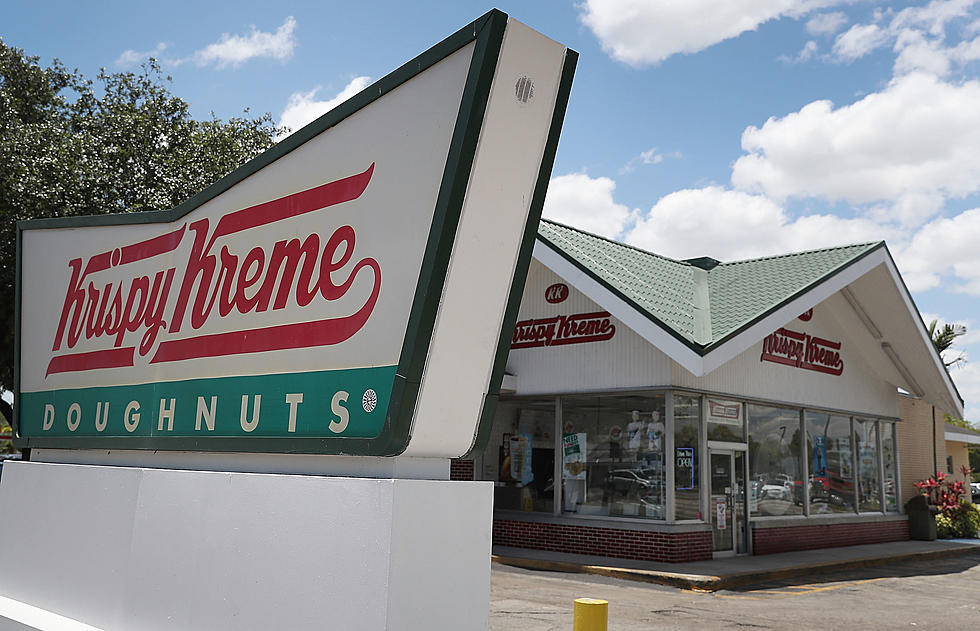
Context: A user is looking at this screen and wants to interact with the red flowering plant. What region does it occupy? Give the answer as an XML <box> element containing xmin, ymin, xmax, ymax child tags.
<box><xmin>914</xmin><ymin>467</ymin><xmax>980</xmax><ymax>538</ymax></box>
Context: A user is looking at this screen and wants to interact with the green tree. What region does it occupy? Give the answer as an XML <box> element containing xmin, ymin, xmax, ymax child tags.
<box><xmin>0</xmin><ymin>40</ymin><xmax>282</xmax><ymax>423</ymax></box>
<box><xmin>928</xmin><ymin>319</ymin><xmax>967</xmax><ymax>368</ymax></box>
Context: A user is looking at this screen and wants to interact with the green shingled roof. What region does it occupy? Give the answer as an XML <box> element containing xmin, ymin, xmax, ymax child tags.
<box><xmin>536</xmin><ymin>219</ymin><xmax>882</xmax><ymax>353</ymax></box>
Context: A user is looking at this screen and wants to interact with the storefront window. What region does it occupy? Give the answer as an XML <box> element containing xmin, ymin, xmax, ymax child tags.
<box><xmin>882</xmin><ymin>422</ymin><xmax>898</xmax><ymax>512</ymax></box>
<box><xmin>673</xmin><ymin>394</ymin><xmax>702</xmax><ymax>520</ymax></box>
<box><xmin>484</xmin><ymin>398</ymin><xmax>555</xmax><ymax>512</ymax></box>
<box><xmin>748</xmin><ymin>405</ymin><xmax>804</xmax><ymax>517</ymax></box>
<box><xmin>805</xmin><ymin>412</ymin><xmax>855</xmax><ymax>514</ymax></box>
<box><xmin>856</xmin><ymin>418</ymin><xmax>881</xmax><ymax>512</ymax></box>
<box><xmin>706</xmin><ymin>397</ymin><xmax>744</xmax><ymax>442</ymax></box>
<box><xmin>561</xmin><ymin>394</ymin><xmax>667</xmax><ymax>519</ymax></box>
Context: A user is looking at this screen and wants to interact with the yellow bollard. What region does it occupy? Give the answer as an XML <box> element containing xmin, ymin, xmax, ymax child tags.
<box><xmin>573</xmin><ymin>598</ymin><xmax>608</xmax><ymax>631</ymax></box>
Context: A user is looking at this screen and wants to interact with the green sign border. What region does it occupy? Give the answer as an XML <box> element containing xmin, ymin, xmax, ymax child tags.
<box><xmin>14</xmin><ymin>9</ymin><xmax>578</xmax><ymax>457</ymax></box>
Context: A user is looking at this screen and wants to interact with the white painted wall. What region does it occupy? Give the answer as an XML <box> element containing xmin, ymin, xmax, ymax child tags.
<box><xmin>0</xmin><ymin>462</ymin><xmax>493</xmax><ymax>631</ymax></box>
<box><xmin>672</xmin><ymin>297</ymin><xmax>899</xmax><ymax>418</ymax></box>
<box><xmin>506</xmin><ymin>260</ymin><xmax>673</xmax><ymax>395</ymax></box>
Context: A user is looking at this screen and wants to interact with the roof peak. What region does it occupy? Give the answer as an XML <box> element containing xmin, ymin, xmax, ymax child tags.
<box><xmin>538</xmin><ymin>218</ymin><xmax>883</xmax><ymax>269</ymax></box>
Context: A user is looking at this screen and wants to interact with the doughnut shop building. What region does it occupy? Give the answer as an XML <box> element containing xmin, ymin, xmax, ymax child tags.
<box><xmin>453</xmin><ymin>219</ymin><xmax>964</xmax><ymax>562</ymax></box>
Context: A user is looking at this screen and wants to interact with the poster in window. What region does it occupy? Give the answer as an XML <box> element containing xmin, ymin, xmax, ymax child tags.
<box><xmin>509</xmin><ymin>432</ymin><xmax>534</xmax><ymax>485</ymax></box>
<box><xmin>860</xmin><ymin>441</ymin><xmax>876</xmax><ymax>479</ymax></box>
<box><xmin>499</xmin><ymin>432</ymin><xmax>531</xmax><ymax>484</ymax></box>
<box><xmin>838</xmin><ymin>436</ymin><xmax>852</xmax><ymax>479</ymax></box>
<box><xmin>562</xmin><ymin>432</ymin><xmax>587</xmax><ymax>480</ymax></box>
<box><xmin>707</xmin><ymin>399</ymin><xmax>742</xmax><ymax>426</ymax></box>
<box><xmin>715</xmin><ymin>497</ymin><xmax>727</xmax><ymax>530</ymax></box>
<box><xmin>813</xmin><ymin>435</ymin><xmax>827</xmax><ymax>477</ymax></box>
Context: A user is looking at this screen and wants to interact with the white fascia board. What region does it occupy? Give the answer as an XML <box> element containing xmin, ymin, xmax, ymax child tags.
<box><xmin>880</xmin><ymin>254</ymin><xmax>964</xmax><ymax>418</ymax></box>
<box><xmin>945</xmin><ymin>429</ymin><xmax>980</xmax><ymax>445</ymax></box>
<box><xmin>533</xmin><ymin>239</ymin><xmax>706</xmax><ymax>375</ymax></box>
<box><xmin>700</xmin><ymin>249</ymin><xmax>891</xmax><ymax>375</ymax></box>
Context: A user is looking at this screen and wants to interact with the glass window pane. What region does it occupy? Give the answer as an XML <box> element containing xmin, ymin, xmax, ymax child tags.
<box><xmin>856</xmin><ymin>418</ymin><xmax>882</xmax><ymax>512</ymax></box>
<box><xmin>706</xmin><ymin>397</ymin><xmax>744</xmax><ymax>442</ymax></box>
<box><xmin>882</xmin><ymin>422</ymin><xmax>898</xmax><ymax>512</ymax></box>
<box><xmin>561</xmin><ymin>393</ymin><xmax>666</xmax><ymax>520</ymax></box>
<box><xmin>748</xmin><ymin>405</ymin><xmax>804</xmax><ymax>517</ymax></box>
<box><xmin>674</xmin><ymin>395</ymin><xmax>702</xmax><ymax>520</ymax></box>
<box><xmin>483</xmin><ymin>398</ymin><xmax>555</xmax><ymax>512</ymax></box>
<box><xmin>805</xmin><ymin>412</ymin><xmax>855</xmax><ymax>514</ymax></box>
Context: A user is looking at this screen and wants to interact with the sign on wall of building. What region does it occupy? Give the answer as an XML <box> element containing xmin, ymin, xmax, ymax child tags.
<box><xmin>759</xmin><ymin>310</ymin><xmax>845</xmax><ymax>376</ymax></box>
<box><xmin>15</xmin><ymin>11</ymin><xmax>578</xmax><ymax>458</ymax></box>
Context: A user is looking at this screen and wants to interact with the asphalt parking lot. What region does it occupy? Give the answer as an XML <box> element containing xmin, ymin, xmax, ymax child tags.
<box><xmin>490</xmin><ymin>549</ymin><xmax>980</xmax><ymax>630</ymax></box>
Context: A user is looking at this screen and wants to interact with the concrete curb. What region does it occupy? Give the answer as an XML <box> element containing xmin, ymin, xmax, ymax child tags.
<box><xmin>492</xmin><ymin>543</ymin><xmax>980</xmax><ymax>592</ymax></box>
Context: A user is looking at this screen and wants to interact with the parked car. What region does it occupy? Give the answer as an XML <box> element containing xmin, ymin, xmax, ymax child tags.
<box><xmin>971</xmin><ymin>482</ymin><xmax>980</xmax><ymax>503</ymax></box>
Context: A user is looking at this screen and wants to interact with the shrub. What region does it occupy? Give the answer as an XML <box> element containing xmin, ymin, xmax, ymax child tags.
<box><xmin>914</xmin><ymin>468</ymin><xmax>980</xmax><ymax>539</ymax></box>
<box><xmin>936</xmin><ymin>502</ymin><xmax>980</xmax><ymax>539</ymax></box>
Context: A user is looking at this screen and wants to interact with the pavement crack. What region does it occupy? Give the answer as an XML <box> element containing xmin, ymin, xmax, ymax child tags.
<box><xmin>650</xmin><ymin>608</ymin><xmax>696</xmax><ymax>616</ymax></box>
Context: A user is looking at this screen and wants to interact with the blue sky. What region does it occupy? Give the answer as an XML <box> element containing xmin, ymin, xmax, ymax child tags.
<box><xmin>5</xmin><ymin>1</ymin><xmax>980</xmax><ymax>419</ymax></box>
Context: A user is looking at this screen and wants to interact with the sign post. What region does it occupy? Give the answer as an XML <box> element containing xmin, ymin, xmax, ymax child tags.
<box><xmin>3</xmin><ymin>10</ymin><xmax>576</xmax><ymax>630</ymax></box>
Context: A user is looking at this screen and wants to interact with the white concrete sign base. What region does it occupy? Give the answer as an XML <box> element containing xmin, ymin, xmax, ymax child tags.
<box><xmin>0</xmin><ymin>461</ymin><xmax>493</xmax><ymax>631</ymax></box>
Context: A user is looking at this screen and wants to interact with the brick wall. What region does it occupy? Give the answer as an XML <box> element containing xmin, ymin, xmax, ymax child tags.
<box><xmin>493</xmin><ymin>518</ymin><xmax>712</xmax><ymax>563</ymax></box>
<box><xmin>752</xmin><ymin>519</ymin><xmax>909</xmax><ymax>555</ymax></box>
<box><xmin>450</xmin><ymin>459</ymin><xmax>474</xmax><ymax>481</ymax></box>
<box><xmin>898</xmin><ymin>396</ymin><xmax>949</xmax><ymax>502</ymax></box>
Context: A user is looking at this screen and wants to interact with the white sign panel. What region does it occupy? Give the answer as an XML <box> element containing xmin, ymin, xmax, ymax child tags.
<box><xmin>15</xmin><ymin>11</ymin><xmax>577</xmax><ymax>458</ymax></box>
<box><xmin>706</xmin><ymin>398</ymin><xmax>743</xmax><ymax>426</ymax></box>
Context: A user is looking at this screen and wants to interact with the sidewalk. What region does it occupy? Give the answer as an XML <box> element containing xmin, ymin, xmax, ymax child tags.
<box><xmin>492</xmin><ymin>538</ymin><xmax>980</xmax><ymax>592</ymax></box>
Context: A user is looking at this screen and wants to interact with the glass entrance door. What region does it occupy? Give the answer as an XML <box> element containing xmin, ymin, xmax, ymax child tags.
<box><xmin>710</xmin><ymin>451</ymin><xmax>734</xmax><ymax>553</ymax></box>
<box><xmin>710</xmin><ymin>449</ymin><xmax>749</xmax><ymax>556</ymax></box>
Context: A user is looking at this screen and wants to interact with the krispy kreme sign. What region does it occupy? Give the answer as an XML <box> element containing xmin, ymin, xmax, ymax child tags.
<box><xmin>15</xmin><ymin>14</ymin><xmax>578</xmax><ymax>457</ymax></box>
<box><xmin>22</xmin><ymin>160</ymin><xmax>403</xmax><ymax>445</ymax></box>
<box><xmin>511</xmin><ymin>311</ymin><xmax>616</xmax><ymax>349</ymax></box>
<box><xmin>48</xmin><ymin>165</ymin><xmax>378</xmax><ymax>376</ymax></box>
<box><xmin>760</xmin><ymin>326</ymin><xmax>844</xmax><ymax>376</ymax></box>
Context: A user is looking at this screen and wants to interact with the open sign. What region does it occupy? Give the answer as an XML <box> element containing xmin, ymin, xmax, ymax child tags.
<box><xmin>675</xmin><ymin>447</ymin><xmax>695</xmax><ymax>490</ymax></box>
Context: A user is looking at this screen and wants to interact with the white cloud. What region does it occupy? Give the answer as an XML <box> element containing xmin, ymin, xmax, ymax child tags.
<box><xmin>783</xmin><ymin>40</ymin><xmax>820</xmax><ymax>63</ymax></box>
<box><xmin>543</xmin><ymin>173</ymin><xmax>638</xmax><ymax>239</ymax></box>
<box><xmin>579</xmin><ymin>0</ymin><xmax>849</xmax><ymax>66</ymax></box>
<box><xmin>891</xmin><ymin>0</ymin><xmax>977</xmax><ymax>36</ymax></box>
<box><xmin>947</xmin><ymin>359</ymin><xmax>980</xmax><ymax>421</ymax></box>
<box><xmin>731</xmin><ymin>72</ymin><xmax>980</xmax><ymax>226</ymax></box>
<box><xmin>620</xmin><ymin>147</ymin><xmax>680</xmax><ymax>173</ymax></box>
<box><xmin>900</xmin><ymin>208</ymin><xmax>980</xmax><ymax>294</ymax></box>
<box><xmin>115</xmin><ymin>42</ymin><xmax>167</xmax><ymax>68</ymax></box>
<box><xmin>639</xmin><ymin>148</ymin><xmax>664</xmax><ymax>165</ymax></box>
<box><xmin>832</xmin><ymin>23</ymin><xmax>890</xmax><ymax>61</ymax></box>
<box><xmin>278</xmin><ymin>76</ymin><xmax>372</xmax><ymax>137</ymax></box>
<box><xmin>823</xmin><ymin>0</ymin><xmax>980</xmax><ymax>71</ymax></box>
<box><xmin>807</xmin><ymin>11</ymin><xmax>848</xmax><ymax>35</ymax></box>
<box><xmin>625</xmin><ymin>186</ymin><xmax>893</xmax><ymax>261</ymax></box>
<box><xmin>893</xmin><ymin>29</ymin><xmax>954</xmax><ymax>75</ymax></box>
<box><xmin>194</xmin><ymin>16</ymin><xmax>297</xmax><ymax>69</ymax></box>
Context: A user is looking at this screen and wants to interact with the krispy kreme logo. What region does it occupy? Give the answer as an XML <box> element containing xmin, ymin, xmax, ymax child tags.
<box><xmin>760</xmin><ymin>327</ymin><xmax>844</xmax><ymax>376</ymax></box>
<box><xmin>47</xmin><ymin>164</ymin><xmax>380</xmax><ymax>377</ymax></box>
<box><xmin>511</xmin><ymin>311</ymin><xmax>616</xmax><ymax>349</ymax></box>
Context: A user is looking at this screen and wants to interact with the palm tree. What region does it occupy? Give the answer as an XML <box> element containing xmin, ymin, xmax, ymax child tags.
<box><xmin>928</xmin><ymin>319</ymin><xmax>967</xmax><ymax>368</ymax></box>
